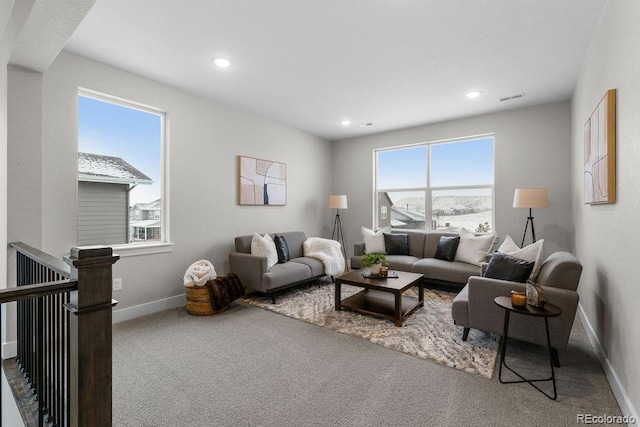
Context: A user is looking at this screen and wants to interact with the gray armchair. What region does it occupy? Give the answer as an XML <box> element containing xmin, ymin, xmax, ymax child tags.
<box><xmin>451</xmin><ymin>251</ymin><xmax>582</xmax><ymax>365</ymax></box>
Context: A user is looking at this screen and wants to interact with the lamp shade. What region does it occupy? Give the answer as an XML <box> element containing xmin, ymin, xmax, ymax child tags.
<box><xmin>328</xmin><ymin>195</ymin><xmax>348</xmax><ymax>209</ymax></box>
<box><xmin>513</xmin><ymin>188</ymin><xmax>548</xmax><ymax>208</ymax></box>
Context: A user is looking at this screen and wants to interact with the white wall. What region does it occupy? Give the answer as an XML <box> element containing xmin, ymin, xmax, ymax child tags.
<box><xmin>7</xmin><ymin>66</ymin><xmax>42</xmax><ymax>247</ymax></box>
<box><xmin>1</xmin><ymin>1</ymin><xmax>12</xmax><ymax>287</ymax></box>
<box><xmin>2</xmin><ymin>2</ymin><xmax>35</xmax><ymax>424</ymax></box>
<box><xmin>0</xmin><ymin>1</ymin><xmax>12</xmax><ymax>351</ymax></box>
<box><xmin>331</xmin><ymin>101</ymin><xmax>573</xmax><ymax>258</ymax></box>
<box><xmin>1</xmin><ymin>371</ymin><xmax>23</xmax><ymax>427</ymax></box>
<box><xmin>7</xmin><ymin>50</ymin><xmax>333</xmax><ymax>313</ymax></box>
<box><xmin>572</xmin><ymin>0</ymin><xmax>640</xmax><ymax>421</ymax></box>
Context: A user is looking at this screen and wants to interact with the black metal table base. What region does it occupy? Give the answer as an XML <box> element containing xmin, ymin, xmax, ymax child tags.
<box><xmin>498</xmin><ymin>310</ymin><xmax>558</xmax><ymax>400</ymax></box>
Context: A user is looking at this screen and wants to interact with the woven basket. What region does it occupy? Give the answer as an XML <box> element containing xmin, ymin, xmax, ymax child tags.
<box><xmin>185</xmin><ymin>286</ymin><xmax>228</xmax><ymax>316</ymax></box>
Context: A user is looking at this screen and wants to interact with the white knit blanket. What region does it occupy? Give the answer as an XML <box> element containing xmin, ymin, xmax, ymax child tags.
<box><xmin>183</xmin><ymin>260</ymin><xmax>217</xmax><ymax>287</ymax></box>
<box><xmin>303</xmin><ymin>237</ymin><xmax>345</xmax><ymax>276</ymax></box>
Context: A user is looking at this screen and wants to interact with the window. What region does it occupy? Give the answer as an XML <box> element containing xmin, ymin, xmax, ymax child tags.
<box><xmin>78</xmin><ymin>90</ymin><xmax>167</xmax><ymax>247</ymax></box>
<box><xmin>375</xmin><ymin>136</ymin><xmax>494</xmax><ymax>232</ymax></box>
<box><xmin>380</xmin><ymin>206</ymin><xmax>388</xmax><ymax>220</ymax></box>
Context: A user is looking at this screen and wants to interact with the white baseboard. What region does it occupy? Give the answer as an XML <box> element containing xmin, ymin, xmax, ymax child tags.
<box><xmin>2</xmin><ymin>340</ymin><xmax>16</xmax><ymax>359</ymax></box>
<box><xmin>112</xmin><ymin>293</ymin><xmax>186</xmax><ymax>324</ymax></box>
<box><xmin>578</xmin><ymin>304</ymin><xmax>639</xmax><ymax>426</ymax></box>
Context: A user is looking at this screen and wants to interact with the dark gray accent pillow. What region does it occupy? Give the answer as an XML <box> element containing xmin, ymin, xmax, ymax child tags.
<box><xmin>383</xmin><ymin>233</ymin><xmax>409</xmax><ymax>255</ymax></box>
<box><xmin>434</xmin><ymin>236</ymin><xmax>460</xmax><ymax>262</ymax></box>
<box><xmin>273</xmin><ymin>235</ymin><xmax>290</xmax><ymax>263</ymax></box>
<box><xmin>484</xmin><ymin>252</ymin><xmax>535</xmax><ymax>283</ymax></box>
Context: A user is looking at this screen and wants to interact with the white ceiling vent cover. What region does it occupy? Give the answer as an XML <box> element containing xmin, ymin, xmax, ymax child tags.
<box><xmin>499</xmin><ymin>93</ymin><xmax>525</xmax><ymax>102</ymax></box>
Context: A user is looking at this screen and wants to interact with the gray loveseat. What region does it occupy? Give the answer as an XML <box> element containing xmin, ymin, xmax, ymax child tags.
<box><xmin>229</xmin><ymin>231</ymin><xmax>329</xmax><ymax>303</ymax></box>
<box><xmin>451</xmin><ymin>251</ymin><xmax>582</xmax><ymax>365</ymax></box>
<box><xmin>351</xmin><ymin>230</ymin><xmax>487</xmax><ymax>288</ymax></box>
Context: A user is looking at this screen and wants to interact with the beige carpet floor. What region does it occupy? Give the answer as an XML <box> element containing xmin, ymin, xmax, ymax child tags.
<box><xmin>112</xmin><ymin>294</ymin><xmax>624</xmax><ymax>426</ymax></box>
<box><xmin>241</xmin><ymin>280</ymin><xmax>499</xmax><ymax>378</ymax></box>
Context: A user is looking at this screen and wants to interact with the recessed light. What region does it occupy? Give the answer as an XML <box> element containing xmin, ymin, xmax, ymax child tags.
<box><xmin>213</xmin><ymin>58</ymin><xmax>232</xmax><ymax>68</ymax></box>
<box><xmin>341</xmin><ymin>120</ymin><xmax>352</xmax><ymax>126</ymax></box>
<box><xmin>466</xmin><ymin>91</ymin><xmax>481</xmax><ymax>99</ymax></box>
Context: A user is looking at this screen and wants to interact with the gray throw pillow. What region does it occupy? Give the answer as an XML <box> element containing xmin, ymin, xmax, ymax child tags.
<box><xmin>484</xmin><ymin>252</ymin><xmax>534</xmax><ymax>283</ymax></box>
<box><xmin>434</xmin><ymin>236</ymin><xmax>460</xmax><ymax>262</ymax></box>
<box><xmin>383</xmin><ymin>233</ymin><xmax>410</xmax><ymax>255</ymax></box>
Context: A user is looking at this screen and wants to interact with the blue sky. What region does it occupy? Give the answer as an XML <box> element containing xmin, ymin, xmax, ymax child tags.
<box><xmin>377</xmin><ymin>137</ymin><xmax>494</xmax><ymax>190</ymax></box>
<box><xmin>78</xmin><ymin>95</ymin><xmax>162</xmax><ymax>206</ymax></box>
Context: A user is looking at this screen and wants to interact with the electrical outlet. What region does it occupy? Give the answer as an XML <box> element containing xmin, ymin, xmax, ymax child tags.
<box><xmin>113</xmin><ymin>278</ymin><xmax>123</xmax><ymax>291</ymax></box>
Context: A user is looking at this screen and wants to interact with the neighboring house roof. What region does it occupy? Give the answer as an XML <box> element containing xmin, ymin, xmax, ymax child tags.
<box><xmin>78</xmin><ymin>152</ymin><xmax>153</xmax><ymax>185</ymax></box>
<box><xmin>390</xmin><ymin>206</ymin><xmax>425</xmax><ymax>222</ymax></box>
<box><xmin>381</xmin><ymin>192</ymin><xmax>420</xmax><ymax>227</ymax></box>
<box><xmin>130</xmin><ymin>199</ymin><xmax>161</xmax><ymax>211</ymax></box>
<box><xmin>390</xmin><ymin>219</ymin><xmax>407</xmax><ymax>227</ymax></box>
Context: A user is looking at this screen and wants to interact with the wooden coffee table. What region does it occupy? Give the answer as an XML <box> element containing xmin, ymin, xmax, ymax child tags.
<box><xmin>335</xmin><ymin>270</ymin><xmax>424</xmax><ymax>326</ymax></box>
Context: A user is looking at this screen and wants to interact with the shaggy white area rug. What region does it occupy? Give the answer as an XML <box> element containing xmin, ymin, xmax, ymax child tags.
<box><xmin>242</xmin><ymin>282</ymin><xmax>499</xmax><ymax>378</ymax></box>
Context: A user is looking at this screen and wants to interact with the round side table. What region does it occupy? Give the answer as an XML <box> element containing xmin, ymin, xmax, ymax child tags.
<box><xmin>494</xmin><ymin>296</ymin><xmax>562</xmax><ymax>400</ymax></box>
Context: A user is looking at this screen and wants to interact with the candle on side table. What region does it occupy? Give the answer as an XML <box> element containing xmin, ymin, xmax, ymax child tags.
<box><xmin>510</xmin><ymin>291</ymin><xmax>526</xmax><ymax>307</ymax></box>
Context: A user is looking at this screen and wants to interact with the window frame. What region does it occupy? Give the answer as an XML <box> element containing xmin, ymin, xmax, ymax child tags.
<box><xmin>77</xmin><ymin>88</ymin><xmax>172</xmax><ymax>256</ymax></box>
<box><xmin>374</xmin><ymin>134</ymin><xmax>495</xmax><ymax>232</ymax></box>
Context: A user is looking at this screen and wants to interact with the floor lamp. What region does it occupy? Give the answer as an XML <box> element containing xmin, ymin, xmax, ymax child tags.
<box><xmin>329</xmin><ymin>195</ymin><xmax>349</xmax><ymax>272</ymax></box>
<box><xmin>513</xmin><ymin>188</ymin><xmax>548</xmax><ymax>247</ymax></box>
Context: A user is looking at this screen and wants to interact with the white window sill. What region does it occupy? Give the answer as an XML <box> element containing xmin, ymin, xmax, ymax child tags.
<box><xmin>111</xmin><ymin>242</ymin><xmax>174</xmax><ymax>258</ymax></box>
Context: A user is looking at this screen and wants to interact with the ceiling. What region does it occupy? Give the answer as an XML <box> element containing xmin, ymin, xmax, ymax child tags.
<box><xmin>63</xmin><ymin>0</ymin><xmax>606</xmax><ymax>141</ymax></box>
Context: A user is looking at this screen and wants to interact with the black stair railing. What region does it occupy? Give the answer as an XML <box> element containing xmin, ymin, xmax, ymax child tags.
<box><xmin>1</xmin><ymin>243</ymin><xmax>119</xmax><ymax>427</ymax></box>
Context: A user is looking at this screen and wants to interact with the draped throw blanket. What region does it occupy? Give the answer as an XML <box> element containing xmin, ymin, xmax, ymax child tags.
<box><xmin>303</xmin><ymin>237</ymin><xmax>345</xmax><ymax>276</ymax></box>
<box><xmin>183</xmin><ymin>260</ymin><xmax>217</xmax><ymax>287</ymax></box>
<box><xmin>206</xmin><ymin>273</ymin><xmax>245</xmax><ymax>311</ymax></box>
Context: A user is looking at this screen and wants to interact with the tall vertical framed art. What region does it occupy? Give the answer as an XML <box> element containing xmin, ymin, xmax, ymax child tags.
<box><xmin>238</xmin><ymin>155</ymin><xmax>287</xmax><ymax>206</ymax></box>
<box><xmin>584</xmin><ymin>89</ymin><xmax>616</xmax><ymax>204</ymax></box>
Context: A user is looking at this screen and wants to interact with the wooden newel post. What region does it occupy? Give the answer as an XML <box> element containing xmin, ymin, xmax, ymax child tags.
<box><xmin>64</xmin><ymin>246</ymin><xmax>119</xmax><ymax>427</ymax></box>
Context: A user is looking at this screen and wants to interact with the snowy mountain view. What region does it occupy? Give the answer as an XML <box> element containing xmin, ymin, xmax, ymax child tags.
<box><xmin>396</xmin><ymin>195</ymin><xmax>492</xmax><ymax>231</ymax></box>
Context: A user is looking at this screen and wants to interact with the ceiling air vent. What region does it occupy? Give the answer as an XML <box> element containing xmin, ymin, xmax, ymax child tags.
<box><xmin>499</xmin><ymin>93</ymin><xmax>525</xmax><ymax>102</ymax></box>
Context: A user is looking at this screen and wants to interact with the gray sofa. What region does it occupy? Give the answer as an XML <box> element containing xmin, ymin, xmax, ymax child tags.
<box><xmin>351</xmin><ymin>230</ymin><xmax>486</xmax><ymax>288</ymax></box>
<box><xmin>229</xmin><ymin>231</ymin><xmax>329</xmax><ymax>303</ymax></box>
<box><xmin>451</xmin><ymin>251</ymin><xmax>582</xmax><ymax>365</ymax></box>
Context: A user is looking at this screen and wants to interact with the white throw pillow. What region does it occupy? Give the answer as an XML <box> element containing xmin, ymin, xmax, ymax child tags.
<box><xmin>250</xmin><ymin>232</ymin><xmax>278</xmax><ymax>269</ymax></box>
<box><xmin>454</xmin><ymin>227</ymin><xmax>496</xmax><ymax>266</ymax></box>
<box><xmin>361</xmin><ymin>226</ymin><xmax>390</xmax><ymax>254</ymax></box>
<box><xmin>497</xmin><ymin>235</ymin><xmax>544</xmax><ymax>281</ymax></box>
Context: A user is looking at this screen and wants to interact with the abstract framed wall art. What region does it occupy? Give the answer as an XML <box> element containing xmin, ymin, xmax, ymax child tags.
<box><xmin>584</xmin><ymin>89</ymin><xmax>616</xmax><ymax>204</ymax></box>
<box><xmin>238</xmin><ymin>156</ymin><xmax>287</xmax><ymax>205</ymax></box>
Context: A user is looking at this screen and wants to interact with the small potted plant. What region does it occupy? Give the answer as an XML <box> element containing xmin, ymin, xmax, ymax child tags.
<box><xmin>362</xmin><ymin>253</ymin><xmax>386</xmax><ymax>275</ymax></box>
